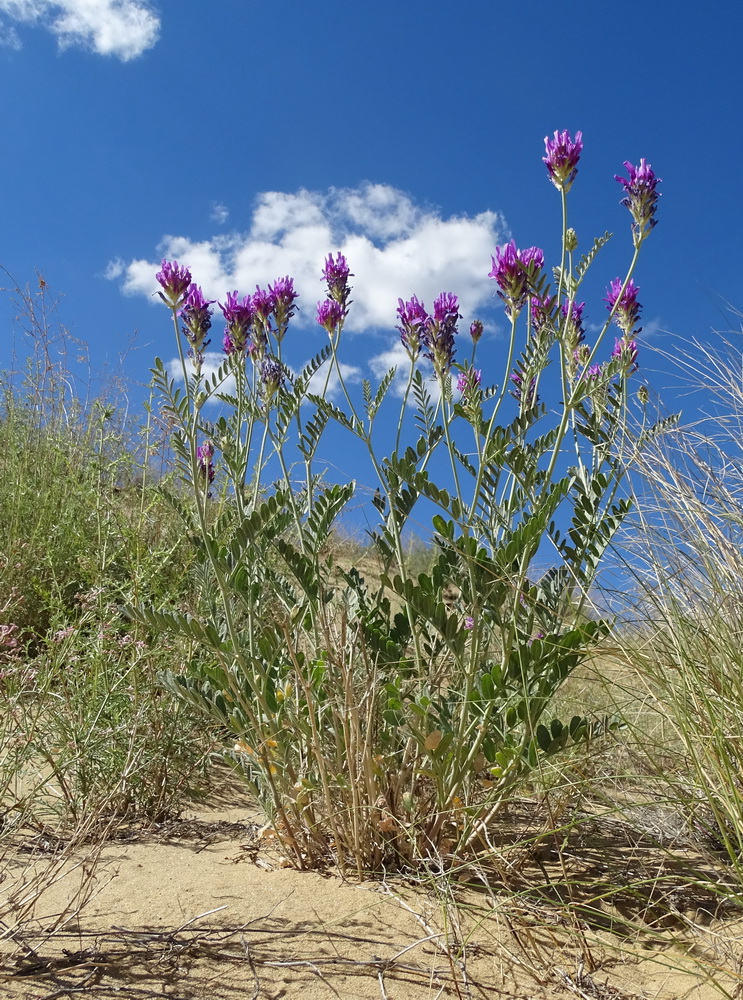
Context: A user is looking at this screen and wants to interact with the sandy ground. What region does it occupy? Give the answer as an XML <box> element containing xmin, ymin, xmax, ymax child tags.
<box><xmin>0</xmin><ymin>776</ymin><xmax>741</xmax><ymax>1000</ymax></box>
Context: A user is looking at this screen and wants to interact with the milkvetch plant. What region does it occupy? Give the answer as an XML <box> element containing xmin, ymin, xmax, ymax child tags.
<box><xmin>137</xmin><ymin>133</ymin><xmax>663</xmax><ymax>873</ymax></box>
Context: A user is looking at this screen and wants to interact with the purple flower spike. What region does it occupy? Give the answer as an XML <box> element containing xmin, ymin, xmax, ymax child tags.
<box><xmin>220</xmin><ymin>291</ymin><xmax>254</xmax><ymax>356</ymax></box>
<box><xmin>197</xmin><ymin>439</ymin><xmax>215</xmax><ymax>485</ymax></box>
<box><xmin>543</xmin><ymin>130</ymin><xmax>584</xmax><ymax>192</ymax></box>
<box><xmin>469</xmin><ymin>319</ymin><xmax>484</xmax><ymax>343</ymax></box>
<box><xmin>322</xmin><ymin>252</ymin><xmax>353</xmax><ymax>308</ymax></box>
<box><xmin>250</xmin><ymin>285</ymin><xmax>274</xmax><ymax>358</ymax></box>
<box><xmin>396</xmin><ymin>295</ymin><xmax>429</xmax><ymax>359</ymax></box>
<box><xmin>156</xmin><ymin>259</ymin><xmax>192</xmax><ymax>308</ymax></box>
<box><xmin>605</xmin><ymin>278</ymin><xmax>642</xmax><ymax>338</ymax></box>
<box><xmin>464</xmin><ymin>616</ymin><xmax>475</xmax><ymax>631</ymax></box>
<box><xmin>426</xmin><ymin>291</ymin><xmax>460</xmax><ymax>374</ymax></box>
<box><xmin>612</xmin><ymin>337</ymin><xmax>639</xmax><ymax>373</ymax></box>
<box><xmin>457</xmin><ymin>367</ymin><xmax>481</xmax><ymax>396</ymax></box>
<box><xmin>180</xmin><ymin>284</ymin><xmax>214</xmax><ymax>360</ymax></box>
<box><xmin>317</xmin><ymin>298</ymin><xmax>345</xmax><ymax>334</ymax></box>
<box><xmin>530</xmin><ymin>294</ymin><xmax>557</xmax><ymax>333</ymax></box>
<box><xmin>489</xmin><ymin>240</ymin><xmax>545</xmax><ymax>317</ymax></box>
<box><xmin>561</xmin><ymin>300</ymin><xmax>586</xmax><ymax>351</ymax></box>
<box><xmin>615</xmin><ymin>159</ymin><xmax>661</xmax><ymax>245</ymax></box>
<box><xmin>510</xmin><ymin>366</ymin><xmax>538</xmax><ymax>408</ymax></box>
<box><xmin>260</xmin><ymin>356</ymin><xmax>287</xmax><ymax>398</ymax></box>
<box><xmin>268</xmin><ymin>276</ymin><xmax>299</xmax><ymax>341</ymax></box>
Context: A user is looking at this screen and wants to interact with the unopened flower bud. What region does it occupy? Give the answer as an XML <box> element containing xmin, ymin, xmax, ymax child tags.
<box><xmin>638</xmin><ymin>384</ymin><xmax>649</xmax><ymax>405</ymax></box>
<box><xmin>565</xmin><ymin>228</ymin><xmax>578</xmax><ymax>252</ymax></box>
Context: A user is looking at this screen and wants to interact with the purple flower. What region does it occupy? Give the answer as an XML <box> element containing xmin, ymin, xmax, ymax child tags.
<box><xmin>543</xmin><ymin>130</ymin><xmax>583</xmax><ymax>192</ymax></box>
<box><xmin>457</xmin><ymin>367</ymin><xmax>482</xmax><ymax>396</ymax></box>
<box><xmin>464</xmin><ymin>616</ymin><xmax>475</xmax><ymax>631</ymax></box>
<box><xmin>469</xmin><ymin>319</ymin><xmax>484</xmax><ymax>343</ymax></box>
<box><xmin>396</xmin><ymin>295</ymin><xmax>429</xmax><ymax>359</ymax></box>
<box><xmin>260</xmin><ymin>356</ymin><xmax>286</xmax><ymax>398</ymax></box>
<box><xmin>604</xmin><ymin>278</ymin><xmax>642</xmax><ymax>338</ymax></box>
<box><xmin>510</xmin><ymin>366</ymin><xmax>538</xmax><ymax>407</ymax></box>
<box><xmin>425</xmin><ymin>291</ymin><xmax>460</xmax><ymax>374</ymax></box>
<box><xmin>612</xmin><ymin>337</ymin><xmax>639</xmax><ymax>373</ymax></box>
<box><xmin>220</xmin><ymin>291</ymin><xmax>254</xmax><ymax>356</ymax></box>
<box><xmin>322</xmin><ymin>252</ymin><xmax>353</xmax><ymax>309</ymax></box>
<box><xmin>197</xmin><ymin>440</ymin><xmax>215</xmax><ymax>484</ymax></box>
<box><xmin>250</xmin><ymin>285</ymin><xmax>274</xmax><ymax>358</ymax></box>
<box><xmin>530</xmin><ymin>294</ymin><xmax>557</xmax><ymax>333</ymax></box>
<box><xmin>269</xmin><ymin>276</ymin><xmax>299</xmax><ymax>341</ymax></box>
<box><xmin>180</xmin><ymin>284</ymin><xmax>214</xmax><ymax>360</ymax></box>
<box><xmin>489</xmin><ymin>240</ymin><xmax>545</xmax><ymax>317</ymax></box>
<box><xmin>156</xmin><ymin>259</ymin><xmax>192</xmax><ymax>308</ymax></box>
<box><xmin>615</xmin><ymin>159</ymin><xmax>661</xmax><ymax>245</ymax></box>
<box><xmin>317</xmin><ymin>298</ymin><xmax>345</xmax><ymax>334</ymax></box>
<box><xmin>561</xmin><ymin>300</ymin><xmax>585</xmax><ymax>350</ymax></box>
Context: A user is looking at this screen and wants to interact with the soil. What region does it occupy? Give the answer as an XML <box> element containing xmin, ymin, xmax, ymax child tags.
<box><xmin>0</xmin><ymin>773</ymin><xmax>741</xmax><ymax>1000</ymax></box>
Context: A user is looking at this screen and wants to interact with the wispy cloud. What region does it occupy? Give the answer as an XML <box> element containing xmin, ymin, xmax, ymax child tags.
<box><xmin>0</xmin><ymin>20</ymin><xmax>20</xmax><ymax>47</ymax></box>
<box><xmin>110</xmin><ymin>182</ymin><xmax>506</xmax><ymax>335</ymax></box>
<box><xmin>0</xmin><ymin>0</ymin><xmax>160</xmax><ymax>60</ymax></box>
<box><xmin>165</xmin><ymin>352</ymin><xmax>361</xmax><ymax>405</ymax></box>
<box><xmin>210</xmin><ymin>202</ymin><xmax>229</xmax><ymax>225</ymax></box>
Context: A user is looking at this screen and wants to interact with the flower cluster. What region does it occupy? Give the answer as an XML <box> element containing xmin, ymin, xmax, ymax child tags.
<box><xmin>197</xmin><ymin>439</ymin><xmax>216</xmax><ymax>485</ymax></box>
<box><xmin>180</xmin><ymin>284</ymin><xmax>214</xmax><ymax>362</ymax></box>
<box><xmin>317</xmin><ymin>298</ymin><xmax>345</xmax><ymax>335</ymax></box>
<box><xmin>427</xmin><ymin>292</ymin><xmax>460</xmax><ymax>374</ymax></box>
<box><xmin>615</xmin><ymin>159</ymin><xmax>661</xmax><ymax>246</ymax></box>
<box><xmin>250</xmin><ymin>286</ymin><xmax>274</xmax><ymax>358</ymax></box>
<box><xmin>605</xmin><ymin>278</ymin><xmax>641</xmax><ymax>373</ymax></box>
<box><xmin>489</xmin><ymin>241</ymin><xmax>544</xmax><ymax>317</ymax></box>
<box><xmin>316</xmin><ymin>253</ymin><xmax>353</xmax><ymax>334</ymax></box>
<box><xmin>269</xmin><ymin>276</ymin><xmax>299</xmax><ymax>342</ymax></box>
<box><xmin>530</xmin><ymin>293</ymin><xmax>557</xmax><ymax>333</ymax></box>
<box><xmin>156</xmin><ymin>258</ymin><xmax>192</xmax><ymax>308</ymax></box>
<box><xmin>611</xmin><ymin>337</ymin><xmax>639</xmax><ymax>373</ymax></box>
<box><xmin>322</xmin><ymin>253</ymin><xmax>353</xmax><ymax>310</ymax></box>
<box><xmin>396</xmin><ymin>292</ymin><xmax>460</xmax><ymax>373</ymax></box>
<box><xmin>543</xmin><ymin>130</ymin><xmax>583</xmax><ymax>192</ymax></box>
<box><xmin>396</xmin><ymin>295</ymin><xmax>429</xmax><ymax>359</ymax></box>
<box><xmin>562</xmin><ymin>299</ymin><xmax>586</xmax><ymax>354</ymax></box>
<box><xmin>605</xmin><ymin>278</ymin><xmax>642</xmax><ymax>338</ymax></box>
<box><xmin>219</xmin><ymin>280</ymin><xmax>299</xmax><ymax>359</ymax></box>
<box><xmin>260</xmin><ymin>356</ymin><xmax>287</xmax><ymax>398</ymax></box>
<box><xmin>469</xmin><ymin>319</ymin><xmax>484</xmax><ymax>343</ymax></box>
<box><xmin>456</xmin><ymin>366</ymin><xmax>481</xmax><ymax>397</ymax></box>
<box><xmin>221</xmin><ymin>291</ymin><xmax>255</xmax><ymax>356</ymax></box>
<box><xmin>510</xmin><ymin>363</ymin><xmax>538</xmax><ymax>408</ymax></box>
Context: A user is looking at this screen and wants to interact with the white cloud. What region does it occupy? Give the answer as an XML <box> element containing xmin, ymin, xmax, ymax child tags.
<box><xmin>0</xmin><ymin>20</ymin><xmax>20</xmax><ymax>46</ymax></box>
<box><xmin>165</xmin><ymin>351</ymin><xmax>361</xmax><ymax>406</ymax></box>
<box><xmin>210</xmin><ymin>202</ymin><xmax>229</xmax><ymax>225</ymax></box>
<box><xmin>306</xmin><ymin>360</ymin><xmax>362</xmax><ymax>400</ymax></box>
<box><xmin>0</xmin><ymin>0</ymin><xmax>160</xmax><ymax>60</ymax></box>
<box><xmin>368</xmin><ymin>340</ymin><xmax>416</xmax><ymax>397</ymax></box>
<box><xmin>166</xmin><ymin>353</ymin><xmax>235</xmax><ymax>399</ymax></box>
<box><xmin>110</xmin><ymin>182</ymin><xmax>506</xmax><ymax>335</ymax></box>
<box><xmin>103</xmin><ymin>257</ymin><xmax>124</xmax><ymax>279</ymax></box>
<box><xmin>368</xmin><ymin>339</ymin><xmax>444</xmax><ymax>403</ymax></box>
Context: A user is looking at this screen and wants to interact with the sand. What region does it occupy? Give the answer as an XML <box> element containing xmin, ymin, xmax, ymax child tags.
<box><xmin>0</xmin><ymin>775</ymin><xmax>741</xmax><ymax>1000</ymax></box>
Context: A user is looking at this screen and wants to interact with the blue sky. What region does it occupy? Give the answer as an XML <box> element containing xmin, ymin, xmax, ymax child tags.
<box><xmin>0</xmin><ymin>1</ymin><xmax>741</xmax><ymax>509</ymax></box>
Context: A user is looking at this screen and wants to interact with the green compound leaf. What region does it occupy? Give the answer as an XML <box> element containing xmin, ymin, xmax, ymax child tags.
<box><xmin>575</xmin><ymin>231</ymin><xmax>613</xmax><ymax>282</ymax></box>
<box><xmin>303</xmin><ymin>482</ymin><xmax>356</xmax><ymax>555</ymax></box>
<box><xmin>297</xmin><ymin>407</ymin><xmax>330</xmax><ymax>461</ymax></box>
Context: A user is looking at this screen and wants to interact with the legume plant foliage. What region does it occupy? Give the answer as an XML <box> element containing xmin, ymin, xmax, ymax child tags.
<box><xmin>134</xmin><ymin>133</ymin><xmax>666</xmax><ymax>874</ymax></box>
